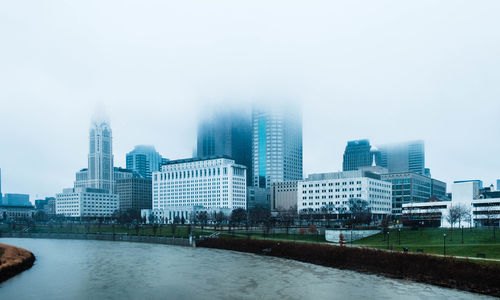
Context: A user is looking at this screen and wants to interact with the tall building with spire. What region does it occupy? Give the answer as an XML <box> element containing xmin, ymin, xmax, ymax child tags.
<box><xmin>87</xmin><ymin>120</ymin><xmax>114</xmax><ymax>191</ymax></box>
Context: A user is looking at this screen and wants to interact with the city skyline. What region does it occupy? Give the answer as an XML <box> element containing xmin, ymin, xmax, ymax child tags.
<box><xmin>1</xmin><ymin>1</ymin><xmax>500</xmax><ymax>200</ymax></box>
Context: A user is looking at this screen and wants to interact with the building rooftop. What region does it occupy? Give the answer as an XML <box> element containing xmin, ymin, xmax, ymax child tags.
<box><xmin>163</xmin><ymin>155</ymin><xmax>233</xmax><ymax>165</ymax></box>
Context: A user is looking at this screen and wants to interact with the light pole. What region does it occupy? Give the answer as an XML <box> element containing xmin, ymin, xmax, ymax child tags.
<box><xmin>387</xmin><ymin>231</ymin><xmax>390</xmax><ymax>250</ymax></box>
<box><xmin>443</xmin><ymin>233</ymin><xmax>447</xmax><ymax>256</ymax></box>
<box><xmin>398</xmin><ymin>228</ymin><xmax>401</xmax><ymax>245</ymax></box>
<box><xmin>461</xmin><ymin>226</ymin><xmax>464</xmax><ymax>244</ymax></box>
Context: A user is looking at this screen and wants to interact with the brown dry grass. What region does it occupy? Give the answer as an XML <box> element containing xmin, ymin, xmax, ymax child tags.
<box><xmin>0</xmin><ymin>243</ymin><xmax>35</xmax><ymax>282</ymax></box>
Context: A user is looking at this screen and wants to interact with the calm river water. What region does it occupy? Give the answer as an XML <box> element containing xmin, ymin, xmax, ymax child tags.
<box><xmin>0</xmin><ymin>238</ymin><xmax>492</xmax><ymax>300</ymax></box>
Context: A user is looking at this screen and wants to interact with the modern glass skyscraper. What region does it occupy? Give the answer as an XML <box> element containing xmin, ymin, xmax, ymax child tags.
<box><xmin>252</xmin><ymin>105</ymin><xmax>303</xmax><ymax>188</ymax></box>
<box><xmin>377</xmin><ymin>140</ymin><xmax>426</xmax><ymax>175</ymax></box>
<box><xmin>197</xmin><ymin>110</ymin><xmax>252</xmax><ymax>186</ymax></box>
<box><xmin>342</xmin><ymin>139</ymin><xmax>373</xmax><ymax>171</ymax></box>
<box><xmin>126</xmin><ymin>145</ymin><xmax>166</xmax><ymax>179</ymax></box>
<box><xmin>87</xmin><ymin>120</ymin><xmax>114</xmax><ymax>191</ymax></box>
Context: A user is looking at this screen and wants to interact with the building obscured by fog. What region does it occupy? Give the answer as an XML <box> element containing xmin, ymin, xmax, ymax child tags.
<box><xmin>252</xmin><ymin>105</ymin><xmax>303</xmax><ymax>188</ymax></box>
<box><xmin>197</xmin><ymin>109</ymin><xmax>252</xmax><ymax>186</ymax></box>
<box><xmin>376</xmin><ymin>140</ymin><xmax>427</xmax><ymax>176</ymax></box>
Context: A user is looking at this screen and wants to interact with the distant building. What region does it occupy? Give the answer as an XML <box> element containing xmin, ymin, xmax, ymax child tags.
<box><xmin>247</xmin><ymin>187</ymin><xmax>270</xmax><ymax>210</ymax></box>
<box><xmin>126</xmin><ymin>145</ymin><xmax>167</xmax><ymax>179</ymax></box>
<box><xmin>74</xmin><ymin>168</ymin><xmax>88</xmax><ymax>189</ymax></box>
<box><xmin>342</xmin><ymin>139</ymin><xmax>373</xmax><ymax>171</ymax></box>
<box><xmin>56</xmin><ymin>187</ymin><xmax>119</xmax><ymax>218</ymax></box>
<box><xmin>497</xmin><ymin>179</ymin><xmax>500</xmax><ymax>191</ymax></box>
<box><xmin>403</xmin><ymin>181</ymin><xmax>500</xmax><ymax>227</ymax></box>
<box><xmin>454</xmin><ymin>180</ymin><xmax>483</xmax><ymax>190</ymax></box>
<box><xmin>270</xmin><ymin>181</ymin><xmax>298</xmax><ymax>211</ymax></box>
<box><xmin>141</xmin><ymin>205</ymin><xmax>228</xmax><ymax>225</ymax></box>
<box><xmin>35</xmin><ymin>197</ymin><xmax>56</xmax><ymax>216</ymax></box>
<box><xmin>153</xmin><ymin>157</ymin><xmax>247</xmax><ymax>212</ymax></box>
<box><xmin>377</xmin><ymin>140</ymin><xmax>426</xmax><ymax>176</ymax></box>
<box><xmin>380</xmin><ymin>172</ymin><xmax>447</xmax><ymax>216</ymax></box>
<box><xmin>252</xmin><ymin>105</ymin><xmax>303</xmax><ymax>188</ymax></box>
<box><xmin>87</xmin><ymin>120</ymin><xmax>114</xmax><ymax>191</ymax></box>
<box><xmin>297</xmin><ymin>170</ymin><xmax>392</xmax><ymax>220</ymax></box>
<box><xmin>0</xmin><ymin>205</ymin><xmax>35</xmax><ymax>221</ymax></box>
<box><xmin>115</xmin><ymin>177</ymin><xmax>152</xmax><ymax>213</ymax></box>
<box><xmin>2</xmin><ymin>193</ymin><xmax>31</xmax><ymax>206</ymax></box>
<box><xmin>197</xmin><ymin>110</ymin><xmax>252</xmax><ymax>186</ymax></box>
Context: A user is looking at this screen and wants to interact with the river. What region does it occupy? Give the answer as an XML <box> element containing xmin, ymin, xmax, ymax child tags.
<box><xmin>0</xmin><ymin>238</ymin><xmax>492</xmax><ymax>299</ymax></box>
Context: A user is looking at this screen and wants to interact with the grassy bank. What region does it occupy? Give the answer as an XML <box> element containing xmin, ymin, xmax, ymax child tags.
<box><xmin>355</xmin><ymin>227</ymin><xmax>500</xmax><ymax>259</ymax></box>
<box><xmin>198</xmin><ymin>237</ymin><xmax>500</xmax><ymax>297</ymax></box>
<box><xmin>0</xmin><ymin>244</ymin><xmax>35</xmax><ymax>283</ymax></box>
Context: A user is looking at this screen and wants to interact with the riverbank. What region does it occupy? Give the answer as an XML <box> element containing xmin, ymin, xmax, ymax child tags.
<box><xmin>0</xmin><ymin>243</ymin><xmax>35</xmax><ymax>282</ymax></box>
<box><xmin>198</xmin><ymin>237</ymin><xmax>500</xmax><ymax>298</ymax></box>
<box><xmin>0</xmin><ymin>232</ymin><xmax>191</xmax><ymax>247</ymax></box>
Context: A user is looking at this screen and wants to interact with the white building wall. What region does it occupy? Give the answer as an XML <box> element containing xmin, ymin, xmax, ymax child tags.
<box><xmin>56</xmin><ymin>188</ymin><xmax>119</xmax><ymax>218</ymax></box>
<box><xmin>152</xmin><ymin>158</ymin><xmax>246</xmax><ymax>212</ymax></box>
<box><xmin>297</xmin><ymin>175</ymin><xmax>392</xmax><ymax>217</ymax></box>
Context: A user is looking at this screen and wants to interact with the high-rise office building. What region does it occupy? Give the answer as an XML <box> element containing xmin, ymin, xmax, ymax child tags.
<box><xmin>87</xmin><ymin>120</ymin><xmax>114</xmax><ymax>191</ymax></box>
<box><xmin>115</xmin><ymin>177</ymin><xmax>152</xmax><ymax>213</ymax></box>
<box><xmin>342</xmin><ymin>139</ymin><xmax>373</xmax><ymax>171</ymax></box>
<box><xmin>197</xmin><ymin>110</ymin><xmax>252</xmax><ymax>186</ymax></box>
<box><xmin>377</xmin><ymin>140</ymin><xmax>426</xmax><ymax>175</ymax></box>
<box><xmin>126</xmin><ymin>145</ymin><xmax>167</xmax><ymax>179</ymax></box>
<box><xmin>252</xmin><ymin>105</ymin><xmax>303</xmax><ymax>188</ymax></box>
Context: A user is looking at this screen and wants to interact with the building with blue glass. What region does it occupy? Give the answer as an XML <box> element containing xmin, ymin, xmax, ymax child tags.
<box><xmin>376</xmin><ymin>140</ymin><xmax>426</xmax><ymax>176</ymax></box>
<box><xmin>197</xmin><ymin>109</ymin><xmax>252</xmax><ymax>186</ymax></box>
<box><xmin>126</xmin><ymin>145</ymin><xmax>167</xmax><ymax>179</ymax></box>
<box><xmin>342</xmin><ymin>139</ymin><xmax>374</xmax><ymax>171</ymax></box>
<box><xmin>252</xmin><ymin>105</ymin><xmax>303</xmax><ymax>188</ymax></box>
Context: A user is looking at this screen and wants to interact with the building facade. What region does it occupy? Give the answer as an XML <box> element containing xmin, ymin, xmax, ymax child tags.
<box><xmin>87</xmin><ymin>120</ymin><xmax>114</xmax><ymax>191</ymax></box>
<box><xmin>297</xmin><ymin>170</ymin><xmax>392</xmax><ymax>220</ymax></box>
<box><xmin>377</xmin><ymin>140</ymin><xmax>426</xmax><ymax>175</ymax></box>
<box><xmin>247</xmin><ymin>187</ymin><xmax>271</xmax><ymax>210</ymax></box>
<box><xmin>380</xmin><ymin>172</ymin><xmax>447</xmax><ymax>216</ymax></box>
<box><xmin>0</xmin><ymin>205</ymin><xmax>35</xmax><ymax>221</ymax></box>
<box><xmin>342</xmin><ymin>139</ymin><xmax>373</xmax><ymax>171</ymax></box>
<box><xmin>115</xmin><ymin>177</ymin><xmax>152</xmax><ymax>213</ymax></box>
<box><xmin>2</xmin><ymin>193</ymin><xmax>30</xmax><ymax>206</ymax></box>
<box><xmin>270</xmin><ymin>181</ymin><xmax>298</xmax><ymax>211</ymax></box>
<box><xmin>252</xmin><ymin>105</ymin><xmax>303</xmax><ymax>188</ymax></box>
<box><xmin>403</xmin><ymin>181</ymin><xmax>500</xmax><ymax>228</ymax></box>
<box><xmin>152</xmin><ymin>157</ymin><xmax>247</xmax><ymax>211</ymax></box>
<box><xmin>56</xmin><ymin>187</ymin><xmax>119</xmax><ymax>218</ymax></box>
<box><xmin>126</xmin><ymin>145</ymin><xmax>166</xmax><ymax>179</ymax></box>
<box><xmin>197</xmin><ymin>110</ymin><xmax>252</xmax><ymax>186</ymax></box>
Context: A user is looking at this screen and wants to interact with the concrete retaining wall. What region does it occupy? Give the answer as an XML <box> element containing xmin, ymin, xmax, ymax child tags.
<box><xmin>0</xmin><ymin>232</ymin><xmax>191</xmax><ymax>247</ymax></box>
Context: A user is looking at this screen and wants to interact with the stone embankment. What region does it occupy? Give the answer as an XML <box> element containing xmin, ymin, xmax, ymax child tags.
<box><xmin>0</xmin><ymin>243</ymin><xmax>35</xmax><ymax>283</ymax></box>
<box><xmin>0</xmin><ymin>232</ymin><xmax>191</xmax><ymax>247</ymax></box>
<box><xmin>198</xmin><ymin>237</ymin><xmax>500</xmax><ymax>298</ymax></box>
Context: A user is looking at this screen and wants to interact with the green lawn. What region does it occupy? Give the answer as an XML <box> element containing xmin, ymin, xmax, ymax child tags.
<box><xmin>220</xmin><ymin>231</ymin><xmax>327</xmax><ymax>243</ymax></box>
<box><xmin>355</xmin><ymin>227</ymin><xmax>500</xmax><ymax>259</ymax></box>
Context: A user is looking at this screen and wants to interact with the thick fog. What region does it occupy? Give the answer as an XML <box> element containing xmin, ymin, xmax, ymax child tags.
<box><xmin>1</xmin><ymin>1</ymin><xmax>499</xmax><ymax>200</ymax></box>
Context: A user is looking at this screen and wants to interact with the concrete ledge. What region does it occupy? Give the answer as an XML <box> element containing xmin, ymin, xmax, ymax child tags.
<box><xmin>0</xmin><ymin>232</ymin><xmax>191</xmax><ymax>247</ymax></box>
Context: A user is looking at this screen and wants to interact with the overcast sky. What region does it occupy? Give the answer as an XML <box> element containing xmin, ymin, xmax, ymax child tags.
<box><xmin>1</xmin><ymin>1</ymin><xmax>500</xmax><ymax>201</ymax></box>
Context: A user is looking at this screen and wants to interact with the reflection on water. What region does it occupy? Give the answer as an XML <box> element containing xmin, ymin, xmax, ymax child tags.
<box><xmin>0</xmin><ymin>238</ymin><xmax>492</xmax><ymax>300</ymax></box>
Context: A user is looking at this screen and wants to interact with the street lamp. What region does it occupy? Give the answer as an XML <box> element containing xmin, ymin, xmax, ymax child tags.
<box><xmin>398</xmin><ymin>228</ymin><xmax>401</xmax><ymax>245</ymax></box>
<box><xmin>387</xmin><ymin>231</ymin><xmax>390</xmax><ymax>250</ymax></box>
<box><xmin>443</xmin><ymin>233</ymin><xmax>447</xmax><ymax>256</ymax></box>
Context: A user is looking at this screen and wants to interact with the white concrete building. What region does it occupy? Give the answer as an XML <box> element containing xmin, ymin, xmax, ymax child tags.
<box><xmin>152</xmin><ymin>157</ymin><xmax>247</xmax><ymax>211</ymax></box>
<box><xmin>141</xmin><ymin>206</ymin><xmax>232</xmax><ymax>224</ymax></box>
<box><xmin>297</xmin><ymin>170</ymin><xmax>392</xmax><ymax>220</ymax></box>
<box><xmin>56</xmin><ymin>187</ymin><xmax>119</xmax><ymax>218</ymax></box>
<box><xmin>402</xmin><ymin>181</ymin><xmax>500</xmax><ymax>227</ymax></box>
